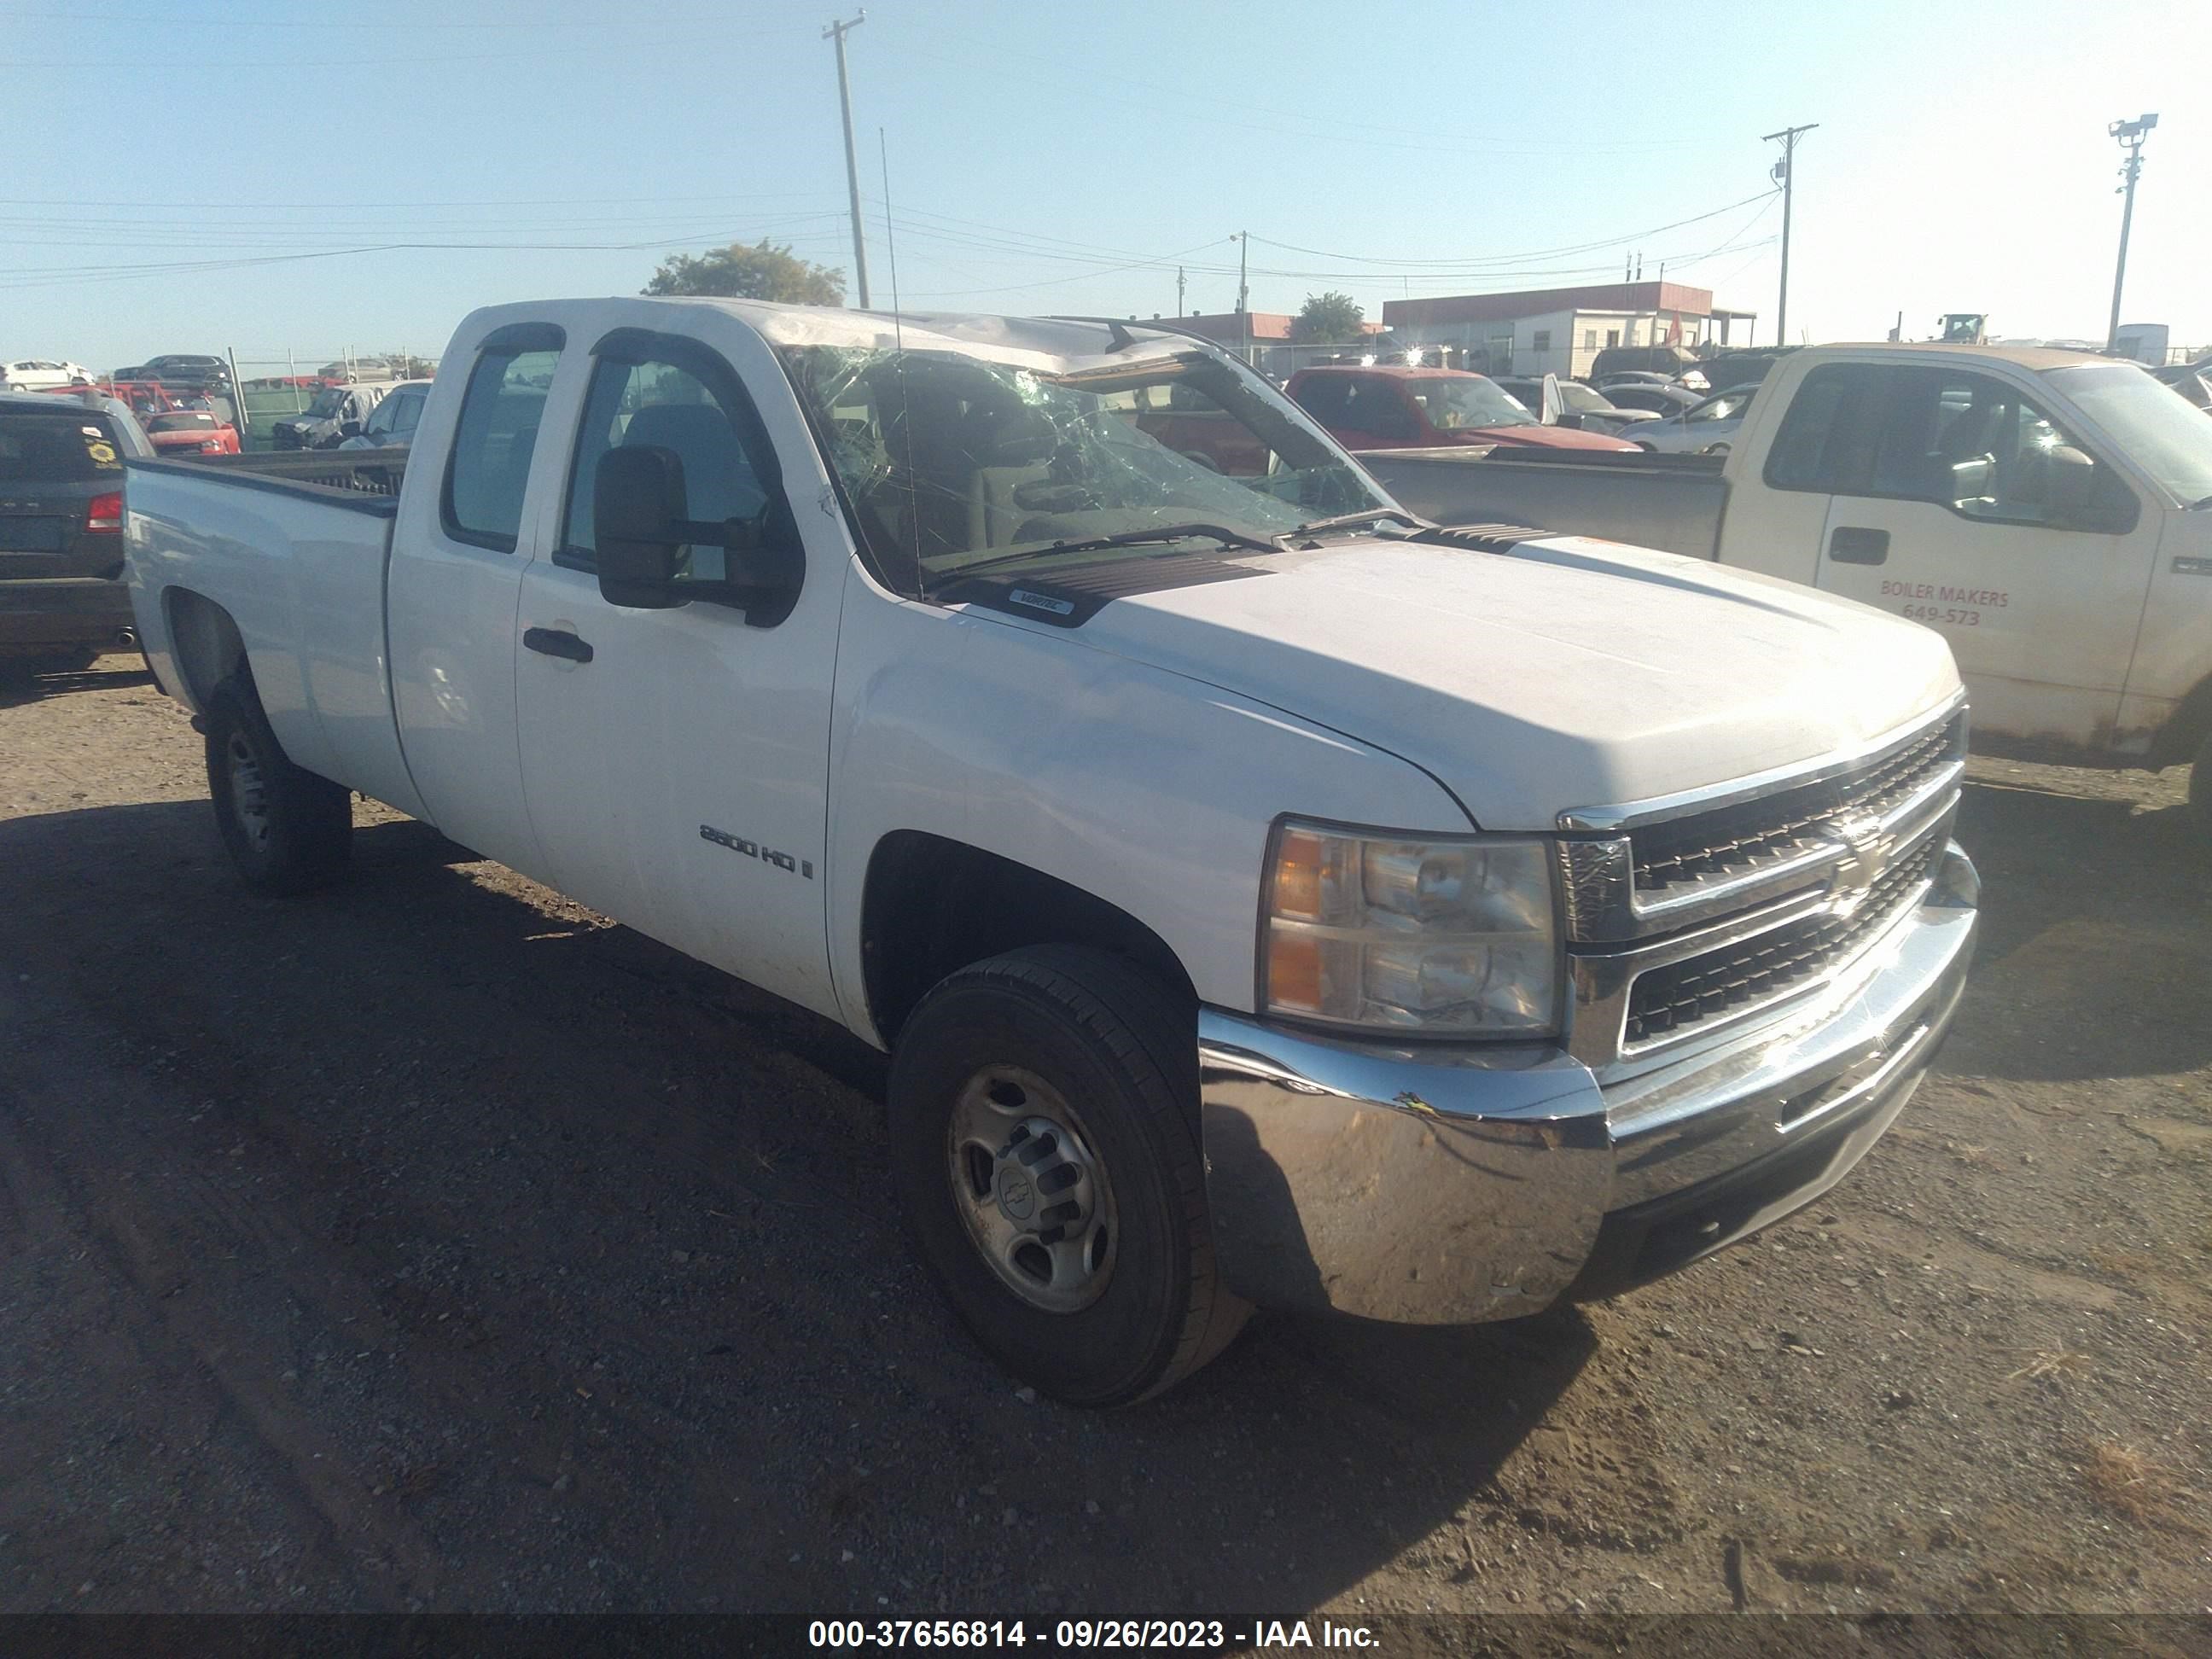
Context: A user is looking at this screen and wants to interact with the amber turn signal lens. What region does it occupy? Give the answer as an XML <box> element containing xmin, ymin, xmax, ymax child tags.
<box><xmin>1266</xmin><ymin>929</ymin><xmax>1324</xmax><ymax>1013</ymax></box>
<box><xmin>1270</xmin><ymin>827</ymin><xmax>1328</xmax><ymax>920</ymax></box>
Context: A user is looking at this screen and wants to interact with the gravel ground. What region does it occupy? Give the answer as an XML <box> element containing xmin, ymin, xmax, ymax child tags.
<box><xmin>1</xmin><ymin>655</ymin><xmax>2207</xmax><ymax>1616</ymax></box>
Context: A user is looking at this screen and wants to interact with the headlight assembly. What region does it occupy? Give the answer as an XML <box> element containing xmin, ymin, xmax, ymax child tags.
<box><xmin>1261</xmin><ymin>818</ymin><xmax>1561</xmax><ymax>1038</ymax></box>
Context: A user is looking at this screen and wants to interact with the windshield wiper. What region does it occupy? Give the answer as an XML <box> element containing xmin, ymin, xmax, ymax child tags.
<box><xmin>1275</xmin><ymin>507</ymin><xmax>1428</xmax><ymax>543</ymax></box>
<box><xmin>948</xmin><ymin>522</ymin><xmax>1277</xmax><ymax>577</ymax></box>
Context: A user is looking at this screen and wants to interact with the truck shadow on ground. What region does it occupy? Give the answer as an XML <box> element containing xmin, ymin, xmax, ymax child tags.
<box><xmin>1942</xmin><ymin>777</ymin><xmax>2209</xmax><ymax>1085</ymax></box>
<box><xmin>0</xmin><ymin>800</ymin><xmax>1594</xmax><ymax>1614</ymax></box>
<box><xmin>0</xmin><ymin>658</ymin><xmax>153</xmax><ymax>710</ymax></box>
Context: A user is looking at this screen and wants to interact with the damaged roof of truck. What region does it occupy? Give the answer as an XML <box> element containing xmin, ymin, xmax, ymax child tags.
<box><xmin>661</xmin><ymin>298</ymin><xmax>1186</xmax><ymax>371</ymax></box>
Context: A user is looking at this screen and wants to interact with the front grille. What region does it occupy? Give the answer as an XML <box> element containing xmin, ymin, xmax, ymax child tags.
<box><xmin>1633</xmin><ymin>713</ymin><xmax>1961</xmax><ymax>895</ymax></box>
<box><xmin>1624</xmin><ymin>833</ymin><xmax>1941</xmax><ymax>1045</ymax></box>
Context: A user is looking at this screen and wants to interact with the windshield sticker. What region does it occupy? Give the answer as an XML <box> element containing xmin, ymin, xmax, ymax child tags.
<box><xmin>84</xmin><ymin>439</ymin><xmax>119</xmax><ymax>468</ymax></box>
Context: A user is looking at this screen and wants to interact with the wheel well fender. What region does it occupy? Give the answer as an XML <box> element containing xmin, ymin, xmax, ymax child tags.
<box><xmin>162</xmin><ymin>587</ymin><xmax>250</xmax><ymax>714</ymax></box>
<box><xmin>859</xmin><ymin>830</ymin><xmax>1196</xmax><ymax>1047</ymax></box>
<box><xmin>2146</xmin><ymin>668</ymin><xmax>2212</xmax><ymax>768</ymax></box>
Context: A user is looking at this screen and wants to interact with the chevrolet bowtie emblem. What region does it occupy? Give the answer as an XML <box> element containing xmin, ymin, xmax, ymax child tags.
<box><xmin>1825</xmin><ymin>815</ymin><xmax>1895</xmax><ymax>914</ymax></box>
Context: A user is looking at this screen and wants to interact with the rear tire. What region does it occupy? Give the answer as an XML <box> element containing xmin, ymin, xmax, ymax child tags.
<box><xmin>204</xmin><ymin>676</ymin><xmax>352</xmax><ymax>894</ymax></box>
<box><xmin>888</xmin><ymin>945</ymin><xmax>1249</xmax><ymax>1406</ymax></box>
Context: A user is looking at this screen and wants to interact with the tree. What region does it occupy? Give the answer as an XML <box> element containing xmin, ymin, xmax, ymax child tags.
<box><xmin>643</xmin><ymin>239</ymin><xmax>846</xmax><ymax>305</ymax></box>
<box><xmin>1291</xmin><ymin>291</ymin><xmax>1365</xmax><ymax>342</ymax></box>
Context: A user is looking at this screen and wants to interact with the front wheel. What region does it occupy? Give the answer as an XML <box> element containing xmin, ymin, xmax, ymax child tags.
<box><xmin>204</xmin><ymin>676</ymin><xmax>353</xmax><ymax>894</ymax></box>
<box><xmin>888</xmin><ymin>945</ymin><xmax>1249</xmax><ymax>1406</ymax></box>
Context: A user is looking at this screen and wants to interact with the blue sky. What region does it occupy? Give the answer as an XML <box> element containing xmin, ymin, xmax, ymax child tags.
<box><xmin>3</xmin><ymin>0</ymin><xmax>2206</xmax><ymax>372</ymax></box>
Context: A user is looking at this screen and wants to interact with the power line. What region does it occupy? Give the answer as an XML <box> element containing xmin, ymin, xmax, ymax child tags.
<box><xmin>1243</xmin><ymin>190</ymin><xmax>1779</xmax><ymax>271</ymax></box>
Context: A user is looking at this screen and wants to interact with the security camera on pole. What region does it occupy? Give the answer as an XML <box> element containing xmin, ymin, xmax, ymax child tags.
<box><xmin>2105</xmin><ymin>114</ymin><xmax>2157</xmax><ymax>352</ymax></box>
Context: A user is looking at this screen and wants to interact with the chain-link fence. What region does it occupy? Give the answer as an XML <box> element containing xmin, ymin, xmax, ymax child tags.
<box><xmin>224</xmin><ymin>350</ymin><xmax>436</xmax><ymax>450</ymax></box>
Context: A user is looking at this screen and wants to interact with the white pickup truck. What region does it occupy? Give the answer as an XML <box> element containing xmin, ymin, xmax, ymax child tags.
<box><xmin>125</xmin><ymin>298</ymin><xmax>1979</xmax><ymax>1404</ymax></box>
<box><xmin>1362</xmin><ymin>343</ymin><xmax>2212</xmax><ymax>832</ymax></box>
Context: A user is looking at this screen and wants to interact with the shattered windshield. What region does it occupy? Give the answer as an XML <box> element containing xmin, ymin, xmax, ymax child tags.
<box><xmin>302</xmin><ymin>387</ymin><xmax>348</xmax><ymax>419</ymax></box>
<box><xmin>776</xmin><ymin>339</ymin><xmax>1390</xmax><ymax>589</ymax></box>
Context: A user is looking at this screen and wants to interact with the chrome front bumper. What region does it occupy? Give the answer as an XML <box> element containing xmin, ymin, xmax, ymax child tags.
<box><xmin>1196</xmin><ymin>842</ymin><xmax>1978</xmax><ymax>1324</ymax></box>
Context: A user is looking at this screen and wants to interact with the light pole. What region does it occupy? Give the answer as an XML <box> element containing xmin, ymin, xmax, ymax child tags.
<box><xmin>824</xmin><ymin>13</ymin><xmax>870</xmax><ymax>308</ymax></box>
<box><xmin>1762</xmin><ymin>123</ymin><xmax>1817</xmax><ymax>346</ymax></box>
<box><xmin>2106</xmin><ymin>114</ymin><xmax>2157</xmax><ymax>352</ymax></box>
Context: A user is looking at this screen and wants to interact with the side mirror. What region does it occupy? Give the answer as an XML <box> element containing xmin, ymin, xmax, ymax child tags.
<box><xmin>340</xmin><ymin>420</ymin><xmax>363</xmax><ymax>439</ymax></box>
<box><xmin>1945</xmin><ymin>455</ymin><xmax>1994</xmax><ymax>504</ymax></box>
<box><xmin>595</xmin><ymin>445</ymin><xmax>690</xmax><ymax>609</ymax></box>
<box><xmin>2043</xmin><ymin>444</ymin><xmax>2141</xmax><ymax>534</ymax></box>
<box><xmin>2043</xmin><ymin>444</ymin><xmax>2096</xmax><ymax>513</ymax></box>
<box><xmin>594</xmin><ymin>444</ymin><xmax>807</xmax><ymax>621</ymax></box>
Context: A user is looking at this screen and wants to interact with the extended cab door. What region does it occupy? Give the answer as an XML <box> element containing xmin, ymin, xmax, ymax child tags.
<box><xmin>386</xmin><ymin>320</ymin><xmax>568</xmax><ymax>870</ymax></box>
<box><xmin>1767</xmin><ymin>359</ymin><xmax>2157</xmax><ymax>749</ymax></box>
<box><xmin>512</xmin><ymin>313</ymin><xmax>844</xmax><ymax>1022</ymax></box>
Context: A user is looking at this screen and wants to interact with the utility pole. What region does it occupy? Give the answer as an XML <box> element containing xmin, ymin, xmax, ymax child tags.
<box><xmin>2105</xmin><ymin>113</ymin><xmax>2157</xmax><ymax>351</ymax></box>
<box><xmin>1234</xmin><ymin>232</ymin><xmax>1249</xmax><ymax>359</ymax></box>
<box><xmin>824</xmin><ymin>13</ymin><xmax>870</xmax><ymax>308</ymax></box>
<box><xmin>1176</xmin><ymin>265</ymin><xmax>1185</xmax><ymax>317</ymax></box>
<box><xmin>1763</xmin><ymin>123</ymin><xmax>1818</xmax><ymax>346</ymax></box>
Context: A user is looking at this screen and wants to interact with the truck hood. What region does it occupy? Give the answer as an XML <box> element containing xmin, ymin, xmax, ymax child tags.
<box><xmin>1043</xmin><ymin>535</ymin><xmax>1961</xmax><ymax>830</ymax></box>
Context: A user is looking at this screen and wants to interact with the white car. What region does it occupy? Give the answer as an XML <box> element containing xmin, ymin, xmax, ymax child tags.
<box><xmin>4</xmin><ymin>358</ymin><xmax>95</xmax><ymax>391</ymax></box>
<box><xmin>1630</xmin><ymin>383</ymin><xmax>1758</xmax><ymax>454</ymax></box>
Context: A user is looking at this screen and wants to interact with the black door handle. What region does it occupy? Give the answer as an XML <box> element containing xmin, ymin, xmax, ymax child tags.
<box><xmin>1828</xmin><ymin>526</ymin><xmax>1890</xmax><ymax>566</ymax></box>
<box><xmin>523</xmin><ymin>626</ymin><xmax>594</xmax><ymax>663</ymax></box>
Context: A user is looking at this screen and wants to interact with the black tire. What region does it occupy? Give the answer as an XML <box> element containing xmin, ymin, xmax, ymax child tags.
<box><xmin>2190</xmin><ymin>730</ymin><xmax>2211</xmax><ymax>841</ymax></box>
<box><xmin>888</xmin><ymin>945</ymin><xmax>1249</xmax><ymax>1406</ymax></box>
<box><xmin>203</xmin><ymin>676</ymin><xmax>352</xmax><ymax>894</ymax></box>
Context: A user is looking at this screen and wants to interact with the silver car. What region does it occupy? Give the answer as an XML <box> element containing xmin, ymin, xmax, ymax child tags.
<box><xmin>1630</xmin><ymin>383</ymin><xmax>1759</xmax><ymax>455</ymax></box>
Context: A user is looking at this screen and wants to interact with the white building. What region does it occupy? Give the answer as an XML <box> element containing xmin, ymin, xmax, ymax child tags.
<box><xmin>1380</xmin><ymin>281</ymin><xmax>1757</xmax><ymax>378</ymax></box>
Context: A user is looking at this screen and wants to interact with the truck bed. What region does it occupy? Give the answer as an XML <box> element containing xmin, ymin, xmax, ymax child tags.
<box><xmin>131</xmin><ymin>446</ymin><xmax>410</xmax><ymax>506</ymax></box>
<box><xmin>1359</xmin><ymin>446</ymin><xmax>1729</xmax><ymax>560</ymax></box>
<box><xmin>125</xmin><ymin>446</ymin><xmax>423</xmax><ymax>819</ymax></box>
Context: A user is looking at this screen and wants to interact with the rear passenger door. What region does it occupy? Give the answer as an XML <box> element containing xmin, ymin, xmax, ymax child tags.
<box><xmin>512</xmin><ymin>317</ymin><xmax>845</xmax><ymax>1022</ymax></box>
<box><xmin>387</xmin><ymin>321</ymin><xmax>567</xmax><ymax>870</ymax></box>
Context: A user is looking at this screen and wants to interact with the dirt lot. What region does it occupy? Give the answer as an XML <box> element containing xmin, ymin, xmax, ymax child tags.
<box><xmin>2</xmin><ymin>655</ymin><xmax>2207</xmax><ymax>1617</ymax></box>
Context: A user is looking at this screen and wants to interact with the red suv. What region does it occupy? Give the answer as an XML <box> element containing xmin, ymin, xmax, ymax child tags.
<box><xmin>1285</xmin><ymin>365</ymin><xmax>1639</xmax><ymax>452</ymax></box>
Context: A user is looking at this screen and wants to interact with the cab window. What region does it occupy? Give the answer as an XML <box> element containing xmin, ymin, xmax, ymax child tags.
<box><xmin>1767</xmin><ymin>363</ymin><xmax>2130</xmax><ymax>529</ymax></box>
<box><xmin>560</xmin><ymin>339</ymin><xmax>787</xmax><ymax>592</ymax></box>
<box><xmin>443</xmin><ymin>335</ymin><xmax>561</xmax><ymax>550</ymax></box>
<box><xmin>1870</xmin><ymin>370</ymin><xmax>2110</xmax><ymax>525</ymax></box>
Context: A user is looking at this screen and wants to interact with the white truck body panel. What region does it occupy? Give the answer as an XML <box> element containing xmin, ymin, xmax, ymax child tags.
<box><xmin>125</xmin><ymin>467</ymin><xmax>426</xmax><ymax>819</ymax></box>
<box><xmin>821</xmin><ymin>559</ymin><xmax>1470</xmax><ymax>1039</ymax></box>
<box><xmin>1364</xmin><ymin>343</ymin><xmax>2212</xmax><ymax>767</ymax></box>
<box><xmin>1046</xmin><ymin>532</ymin><xmax>1959</xmax><ymax>829</ymax></box>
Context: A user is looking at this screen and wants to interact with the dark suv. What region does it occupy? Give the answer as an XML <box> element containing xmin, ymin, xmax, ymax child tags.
<box><xmin>0</xmin><ymin>392</ymin><xmax>154</xmax><ymax>676</ymax></box>
<box><xmin>1586</xmin><ymin>344</ymin><xmax>1700</xmax><ymax>382</ymax></box>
